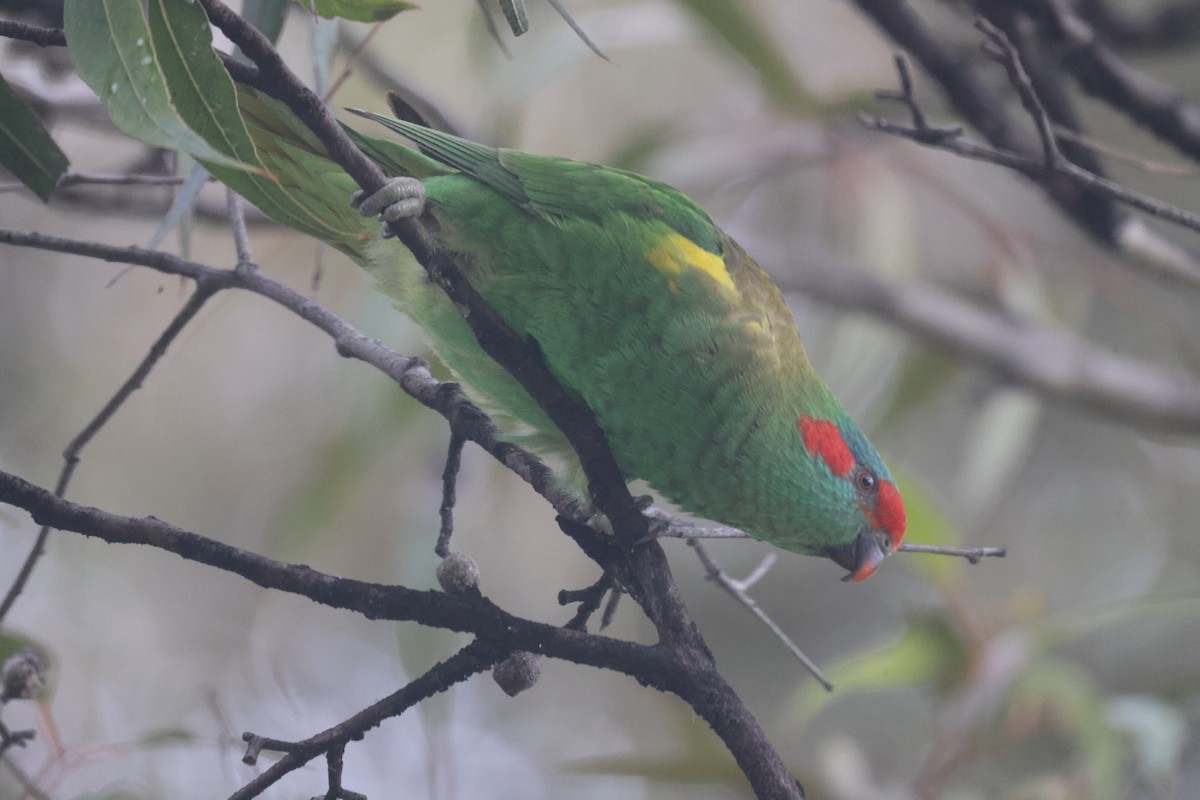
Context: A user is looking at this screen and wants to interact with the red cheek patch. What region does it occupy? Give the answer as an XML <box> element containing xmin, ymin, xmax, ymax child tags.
<box><xmin>872</xmin><ymin>480</ymin><xmax>907</xmax><ymax>548</ymax></box>
<box><xmin>798</xmin><ymin>416</ymin><xmax>854</xmax><ymax>478</ymax></box>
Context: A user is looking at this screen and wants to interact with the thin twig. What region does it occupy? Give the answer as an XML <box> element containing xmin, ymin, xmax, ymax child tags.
<box><xmin>436</xmin><ymin>431</ymin><xmax>465</xmax><ymax>558</ymax></box>
<box><xmin>230</xmin><ymin>640</ymin><xmax>504</xmax><ymax>799</ymax></box>
<box><xmin>850</xmin><ymin>0</ymin><xmax>1200</xmax><ymax>289</ymax></box>
<box><xmin>898</xmin><ymin>543</ymin><xmax>1007</xmax><ymax>563</ymax></box>
<box><xmin>974</xmin><ymin>19</ymin><xmax>1060</xmax><ymax>172</ymax></box>
<box><xmin>559</xmin><ymin>573</ymin><xmax>616</xmax><ymax>631</ymax></box>
<box><xmin>688</xmin><ymin>540</ymin><xmax>833</xmax><ymax>691</ymax></box>
<box><xmin>0</xmin><ymin>19</ymin><xmax>65</xmax><ymax>47</ymax></box>
<box><xmin>0</xmin><ymin>285</ymin><xmax>216</xmax><ymax>625</ymax></box>
<box><xmin>857</xmin><ymin>113</ymin><xmax>1200</xmax><ymax>237</ymax></box>
<box><xmin>0</xmin><ymin>225</ymin><xmax>577</xmax><ymax>516</ymax></box>
<box><xmin>1012</xmin><ymin>0</ymin><xmax>1200</xmax><ymax>165</ymax></box>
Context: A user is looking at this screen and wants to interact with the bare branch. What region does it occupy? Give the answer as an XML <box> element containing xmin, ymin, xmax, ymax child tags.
<box><xmin>0</xmin><ymin>225</ymin><xmax>576</xmax><ymax>516</ymax></box>
<box><xmin>1010</xmin><ymin>0</ymin><xmax>1200</xmax><ymax>165</ymax></box>
<box><xmin>1077</xmin><ymin>0</ymin><xmax>1200</xmax><ymax>51</ymax></box>
<box><xmin>898</xmin><ymin>543</ymin><xmax>1008</xmax><ymax>563</ymax></box>
<box><xmin>436</xmin><ymin>431</ymin><xmax>466</xmax><ymax>558</ymax></box>
<box><xmin>861</xmin><ymin>77</ymin><xmax>1200</xmax><ymax>241</ymax></box>
<box><xmin>973</xmin><ymin>19</ymin><xmax>1060</xmax><ymax>172</ymax></box>
<box><xmin>231</xmin><ymin>640</ymin><xmax>504</xmax><ymax>799</ymax></box>
<box><xmin>0</xmin><ymin>19</ymin><xmax>65</xmax><ymax>47</ymax></box>
<box><xmin>688</xmin><ymin>541</ymin><xmax>834</xmax><ymax>691</ymax></box>
<box><xmin>780</xmin><ymin>256</ymin><xmax>1200</xmax><ymax>434</ymax></box>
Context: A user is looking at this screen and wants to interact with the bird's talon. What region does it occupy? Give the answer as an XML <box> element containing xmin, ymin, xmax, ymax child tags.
<box><xmin>354</xmin><ymin>176</ymin><xmax>427</xmax><ymax>222</ymax></box>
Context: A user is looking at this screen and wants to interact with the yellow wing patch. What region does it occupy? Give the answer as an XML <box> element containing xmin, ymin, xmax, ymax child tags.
<box><xmin>644</xmin><ymin>233</ymin><xmax>736</xmax><ymax>295</ymax></box>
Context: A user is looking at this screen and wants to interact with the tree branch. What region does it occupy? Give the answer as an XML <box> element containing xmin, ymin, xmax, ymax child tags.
<box><xmin>230</xmin><ymin>640</ymin><xmax>505</xmax><ymax>799</ymax></box>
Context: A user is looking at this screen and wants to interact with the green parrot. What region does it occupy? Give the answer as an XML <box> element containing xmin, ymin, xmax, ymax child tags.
<box><xmin>230</xmin><ymin>87</ymin><xmax>906</xmax><ymax>581</ymax></box>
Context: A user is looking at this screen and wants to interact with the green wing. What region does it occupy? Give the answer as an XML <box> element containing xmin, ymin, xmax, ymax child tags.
<box><xmin>348</xmin><ymin>109</ymin><xmax>724</xmax><ymax>254</ymax></box>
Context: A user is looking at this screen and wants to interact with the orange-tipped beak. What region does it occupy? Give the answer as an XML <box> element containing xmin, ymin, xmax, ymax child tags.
<box><xmin>826</xmin><ymin>530</ymin><xmax>893</xmax><ymax>583</ymax></box>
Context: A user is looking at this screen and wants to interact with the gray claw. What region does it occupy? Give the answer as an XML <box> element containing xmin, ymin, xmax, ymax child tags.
<box><xmin>353</xmin><ymin>176</ymin><xmax>426</xmax><ymax>222</ymax></box>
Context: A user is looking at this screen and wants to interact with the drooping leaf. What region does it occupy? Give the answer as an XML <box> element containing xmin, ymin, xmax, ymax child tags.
<box><xmin>0</xmin><ymin>69</ymin><xmax>69</xmax><ymax>200</ymax></box>
<box><xmin>63</xmin><ymin>0</ymin><xmax>253</xmax><ymax>172</ymax></box>
<box><xmin>149</xmin><ymin>0</ymin><xmax>362</xmax><ymax>242</ymax></box>
<box><xmin>147</xmin><ymin>161</ymin><xmax>207</xmax><ymax>251</ymax></box>
<box><xmin>312</xmin><ymin>0</ymin><xmax>418</xmax><ymax>23</ymax></box>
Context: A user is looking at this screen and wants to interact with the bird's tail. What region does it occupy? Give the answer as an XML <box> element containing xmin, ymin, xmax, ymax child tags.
<box><xmin>225</xmin><ymin>85</ymin><xmax>445</xmax><ymax>261</ymax></box>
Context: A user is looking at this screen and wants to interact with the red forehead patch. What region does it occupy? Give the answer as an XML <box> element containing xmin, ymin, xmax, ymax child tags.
<box><xmin>873</xmin><ymin>480</ymin><xmax>907</xmax><ymax>548</ymax></box>
<box><xmin>798</xmin><ymin>416</ymin><xmax>854</xmax><ymax>478</ymax></box>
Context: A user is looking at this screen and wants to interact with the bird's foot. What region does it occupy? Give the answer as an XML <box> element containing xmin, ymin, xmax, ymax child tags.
<box><xmin>351</xmin><ymin>176</ymin><xmax>426</xmax><ymax>238</ymax></box>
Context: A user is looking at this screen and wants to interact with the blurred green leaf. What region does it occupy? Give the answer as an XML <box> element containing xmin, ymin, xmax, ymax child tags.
<box><xmin>894</xmin><ymin>472</ymin><xmax>963</xmax><ymax>588</ymax></box>
<box><xmin>672</xmin><ymin>0</ymin><xmax>813</xmax><ymax>112</ymax></box>
<box><xmin>313</xmin><ymin>0</ymin><xmax>418</xmax><ymax>22</ymax></box>
<box><xmin>792</xmin><ymin>614</ymin><xmax>969</xmax><ymax>722</ymax></box>
<box><xmin>63</xmin><ymin>0</ymin><xmax>255</xmax><ymax>171</ymax></box>
<box><xmin>0</xmin><ymin>70</ymin><xmax>69</xmax><ymax>200</ymax></box>
<box><xmin>242</xmin><ymin>0</ymin><xmax>291</xmax><ymax>43</ymax></box>
<box><xmin>136</xmin><ymin>727</ymin><xmax>196</xmax><ymax>748</ymax></box>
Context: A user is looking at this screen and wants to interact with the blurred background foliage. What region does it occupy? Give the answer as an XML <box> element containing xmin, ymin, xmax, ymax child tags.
<box><xmin>1</xmin><ymin>0</ymin><xmax>1199</xmax><ymax>797</ymax></box>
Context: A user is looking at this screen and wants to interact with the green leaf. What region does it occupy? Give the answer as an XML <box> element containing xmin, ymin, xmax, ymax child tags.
<box><xmin>312</xmin><ymin>0</ymin><xmax>418</xmax><ymax>23</ymax></box>
<box><xmin>791</xmin><ymin>614</ymin><xmax>970</xmax><ymax>722</ymax></box>
<box><xmin>0</xmin><ymin>70</ymin><xmax>69</xmax><ymax>200</ymax></box>
<box><xmin>148</xmin><ymin>0</ymin><xmax>362</xmax><ymax>242</ymax></box>
<box><xmin>63</xmin><ymin>0</ymin><xmax>255</xmax><ymax>171</ymax></box>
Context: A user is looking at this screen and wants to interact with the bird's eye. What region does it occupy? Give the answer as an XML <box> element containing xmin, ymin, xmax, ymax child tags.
<box><xmin>855</xmin><ymin>467</ymin><xmax>877</xmax><ymax>493</ymax></box>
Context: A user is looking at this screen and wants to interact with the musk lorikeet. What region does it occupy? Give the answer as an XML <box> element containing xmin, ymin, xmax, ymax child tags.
<box><xmin>229</xmin><ymin>87</ymin><xmax>906</xmax><ymax>581</ymax></box>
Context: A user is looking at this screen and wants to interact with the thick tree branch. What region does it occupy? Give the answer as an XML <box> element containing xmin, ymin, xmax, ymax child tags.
<box><xmin>851</xmin><ymin>0</ymin><xmax>1200</xmax><ymax>290</ymax></box>
<box><xmin>1077</xmin><ymin>0</ymin><xmax>1200</xmax><ymax>51</ymax></box>
<box><xmin>779</xmin><ymin>257</ymin><xmax>1200</xmax><ymax>434</ymax></box>
<box><xmin>1007</xmin><ymin>0</ymin><xmax>1200</xmax><ymax>165</ymax></box>
<box><xmin>0</xmin><ymin>466</ymin><xmax>804</xmax><ymax>798</ymax></box>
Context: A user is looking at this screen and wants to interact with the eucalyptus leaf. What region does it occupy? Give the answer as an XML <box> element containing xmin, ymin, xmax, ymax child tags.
<box><xmin>0</xmin><ymin>70</ymin><xmax>69</xmax><ymax>200</ymax></box>
<box><xmin>63</xmin><ymin>0</ymin><xmax>254</xmax><ymax>172</ymax></box>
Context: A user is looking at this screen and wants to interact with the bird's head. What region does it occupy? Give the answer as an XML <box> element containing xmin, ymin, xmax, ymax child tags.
<box><xmin>797</xmin><ymin>415</ymin><xmax>906</xmax><ymax>582</ymax></box>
